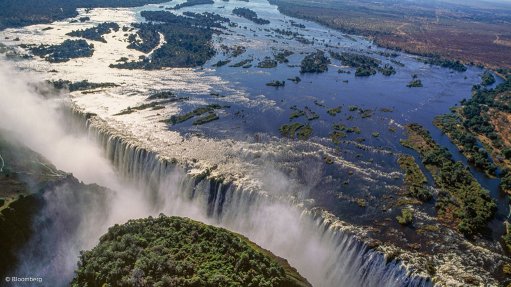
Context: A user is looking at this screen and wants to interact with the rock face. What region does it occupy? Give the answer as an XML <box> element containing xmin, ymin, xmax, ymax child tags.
<box><xmin>71</xmin><ymin>215</ymin><xmax>312</xmax><ymax>287</ymax></box>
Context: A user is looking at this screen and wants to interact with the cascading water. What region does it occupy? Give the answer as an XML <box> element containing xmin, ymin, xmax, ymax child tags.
<box><xmin>0</xmin><ymin>62</ymin><xmax>432</xmax><ymax>287</ymax></box>
<box><xmin>80</xmin><ymin>116</ymin><xmax>433</xmax><ymax>287</ymax></box>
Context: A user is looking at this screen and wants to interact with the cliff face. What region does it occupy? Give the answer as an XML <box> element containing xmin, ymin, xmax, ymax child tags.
<box><xmin>72</xmin><ymin>215</ymin><xmax>312</xmax><ymax>287</ymax></box>
<box><xmin>0</xmin><ymin>135</ymin><xmax>107</xmax><ymax>278</ymax></box>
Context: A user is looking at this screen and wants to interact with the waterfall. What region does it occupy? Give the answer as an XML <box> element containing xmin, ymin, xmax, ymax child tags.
<box><xmin>77</xmin><ymin>112</ymin><xmax>433</xmax><ymax>287</ymax></box>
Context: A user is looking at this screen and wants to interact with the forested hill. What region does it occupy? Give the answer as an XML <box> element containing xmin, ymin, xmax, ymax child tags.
<box><xmin>72</xmin><ymin>216</ymin><xmax>312</xmax><ymax>287</ymax></box>
<box><xmin>0</xmin><ymin>0</ymin><xmax>168</xmax><ymax>30</ymax></box>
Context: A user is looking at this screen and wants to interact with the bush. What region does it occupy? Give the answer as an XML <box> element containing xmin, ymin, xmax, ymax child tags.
<box><xmin>396</xmin><ymin>208</ymin><xmax>414</xmax><ymax>225</ymax></box>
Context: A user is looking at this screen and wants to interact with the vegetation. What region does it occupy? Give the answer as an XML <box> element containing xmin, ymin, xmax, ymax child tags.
<box><xmin>111</xmin><ymin>11</ymin><xmax>221</xmax><ymax>69</ymax></box>
<box><xmin>330</xmin><ymin>51</ymin><xmax>395</xmax><ymax>76</ymax></box>
<box><xmin>396</xmin><ymin>208</ymin><xmax>414</xmax><ymax>225</ymax></box>
<box><xmin>327</xmin><ymin>106</ymin><xmax>341</xmax><ymax>116</ymax></box>
<box><xmin>212</xmin><ymin>60</ymin><xmax>231</xmax><ymax>67</ymax></box>
<box><xmin>171</xmin><ymin>0</ymin><xmax>214</xmax><ymax>10</ymax></box>
<box><xmin>72</xmin><ymin>216</ymin><xmax>311</xmax><ymax>287</ymax></box>
<box><xmin>481</xmin><ymin>71</ymin><xmax>496</xmax><ymax>86</ymax></box>
<box><xmin>257</xmin><ymin>57</ymin><xmax>278</xmax><ymax>68</ymax></box>
<box><xmin>266</xmin><ymin>80</ymin><xmax>286</xmax><ymax>87</ymax></box>
<box><xmin>451</xmin><ymin>74</ymin><xmax>511</xmax><ymax>194</ymax></box>
<box><xmin>30</xmin><ymin>39</ymin><xmax>94</xmax><ymax>63</ymax></box>
<box><xmin>274</xmin><ymin>50</ymin><xmax>294</xmax><ymax>63</ymax></box>
<box><xmin>330</xmin><ymin>131</ymin><xmax>346</xmax><ymax>144</ymax></box>
<box><xmin>49</xmin><ymin>79</ymin><xmax>118</xmax><ymax>92</ymax></box>
<box><xmin>401</xmin><ymin>124</ymin><xmax>496</xmax><ymax>236</ymax></box>
<box><xmin>66</xmin><ymin>22</ymin><xmax>119</xmax><ymax>43</ymax></box>
<box><xmin>434</xmin><ymin>114</ymin><xmax>497</xmax><ymax>176</ymax></box>
<box><xmin>421</xmin><ymin>57</ymin><xmax>467</xmax><ymax>72</ymax></box>
<box><xmin>287</xmin><ymin>76</ymin><xmax>301</xmax><ymax>83</ymax></box>
<box><xmin>193</xmin><ymin>113</ymin><xmax>219</xmax><ymax>125</ymax></box>
<box><xmin>300</xmin><ymin>51</ymin><xmax>330</xmax><ymax>73</ymax></box>
<box><xmin>397</xmin><ymin>155</ymin><xmax>432</xmax><ymax>201</ymax></box>
<box><xmin>0</xmin><ymin>0</ymin><xmax>171</xmax><ymax>30</ymax></box>
<box><xmin>279</xmin><ymin>123</ymin><xmax>313</xmax><ymax>140</ymax></box>
<box><xmin>230</xmin><ymin>59</ymin><xmax>253</xmax><ymax>68</ymax></box>
<box><xmin>233</xmin><ymin>8</ymin><xmax>270</xmax><ymax>25</ymax></box>
<box><xmin>503</xmin><ymin>222</ymin><xmax>511</xmax><ymax>253</ymax></box>
<box><xmin>166</xmin><ymin>104</ymin><xmax>222</xmax><ymax>125</ymax></box>
<box><xmin>407</xmin><ymin>79</ymin><xmax>423</xmax><ymax>88</ymax></box>
<box><xmin>114</xmin><ymin>101</ymin><xmax>170</xmax><ymax>116</ymax></box>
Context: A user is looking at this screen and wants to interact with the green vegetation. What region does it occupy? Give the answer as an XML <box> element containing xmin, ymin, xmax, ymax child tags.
<box><xmin>171</xmin><ymin>0</ymin><xmax>214</xmax><ymax>10</ymax></box>
<box><xmin>274</xmin><ymin>50</ymin><xmax>294</xmax><ymax>63</ymax></box>
<box><xmin>288</xmin><ymin>76</ymin><xmax>301</xmax><ymax>83</ymax></box>
<box><xmin>434</xmin><ymin>114</ymin><xmax>497</xmax><ymax>175</ymax></box>
<box><xmin>166</xmin><ymin>104</ymin><xmax>222</xmax><ymax>125</ymax></box>
<box><xmin>452</xmin><ymin>74</ymin><xmax>511</xmax><ymax>194</ymax></box>
<box><xmin>233</xmin><ymin>8</ymin><xmax>270</xmax><ymax>25</ymax></box>
<box><xmin>66</xmin><ymin>22</ymin><xmax>119</xmax><ymax>43</ymax></box>
<box><xmin>330</xmin><ymin>131</ymin><xmax>346</xmax><ymax>144</ymax></box>
<box><xmin>379</xmin><ymin>64</ymin><xmax>396</xmax><ymax>76</ymax></box>
<box><xmin>330</xmin><ymin>51</ymin><xmax>395</xmax><ymax>77</ymax></box>
<box><xmin>212</xmin><ymin>60</ymin><xmax>231</xmax><ymax>67</ymax></box>
<box><xmin>421</xmin><ymin>56</ymin><xmax>467</xmax><ymax>72</ymax></box>
<box><xmin>30</xmin><ymin>39</ymin><xmax>94</xmax><ymax>63</ymax></box>
<box><xmin>230</xmin><ymin>59</ymin><xmax>253</xmax><ymax>68</ymax></box>
<box><xmin>266</xmin><ymin>80</ymin><xmax>286</xmax><ymax>87</ymax></box>
<box><xmin>193</xmin><ymin>113</ymin><xmax>219</xmax><ymax>125</ymax></box>
<box><xmin>401</xmin><ymin>124</ymin><xmax>496</xmax><ymax>236</ymax></box>
<box><xmin>72</xmin><ymin>216</ymin><xmax>311</xmax><ymax>287</ymax></box>
<box><xmin>346</xmin><ymin>126</ymin><xmax>361</xmax><ymax>134</ymax></box>
<box><xmin>407</xmin><ymin>78</ymin><xmax>423</xmax><ymax>88</ymax></box>
<box><xmin>111</xmin><ymin>11</ymin><xmax>223</xmax><ymax>69</ymax></box>
<box><xmin>327</xmin><ymin>106</ymin><xmax>342</xmax><ymax>116</ymax></box>
<box><xmin>355</xmin><ymin>67</ymin><xmax>376</xmax><ymax>77</ymax></box>
<box><xmin>397</xmin><ymin>155</ymin><xmax>432</xmax><ymax>201</ymax></box>
<box><xmin>300</xmin><ymin>51</ymin><xmax>330</xmax><ymax>73</ymax></box>
<box><xmin>481</xmin><ymin>72</ymin><xmax>496</xmax><ymax>86</ymax></box>
<box><xmin>49</xmin><ymin>79</ymin><xmax>118</xmax><ymax>92</ymax></box>
<box><xmin>396</xmin><ymin>208</ymin><xmax>414</xmax><ymax>225</ymax></box>
<box><xmin>371</xmin><ymin>132</ymin><xmax>380</xmax><ymax>137</ymax></box>
<box><xmin>257</xmin><ymin>57</ymin><xmax>278</xmax><ymax>68</ymax></box>
<box><xmin>279</xmin><ymin>123</ymin><xmax>313</xmax><ymax>140</ymax></box>
<box><xmin>503</xmin><ymin>222</ymin><xmax>511</xmax><ymax>253</ymax></box>
<box><xmin>114</xmin><ymin>101</ymin><xmax>172</xmax><ymax>116</ymax></box>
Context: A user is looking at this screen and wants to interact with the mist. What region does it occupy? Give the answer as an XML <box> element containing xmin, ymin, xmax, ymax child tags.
<box><xmin>0</xmin><ymin>62</ymin><xmax>423</xmax><ymax>287</ymax></box>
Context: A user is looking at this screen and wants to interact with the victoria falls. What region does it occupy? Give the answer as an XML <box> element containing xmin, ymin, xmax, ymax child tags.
<box><xmin>0</xmin><ymin>0</ymin><xmax>510</xmax><ymax>286</ymax></box>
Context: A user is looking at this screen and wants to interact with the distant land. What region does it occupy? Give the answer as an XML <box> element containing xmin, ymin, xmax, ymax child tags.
<box><xmin>269</xmin><ymin>0</ymin><xmax>511</xmax><ymax>69</ymax></box>
<box><xmin>0</xmin><ymin>0</ymin><xmax>169</xmax><ymax>30</ymax></box>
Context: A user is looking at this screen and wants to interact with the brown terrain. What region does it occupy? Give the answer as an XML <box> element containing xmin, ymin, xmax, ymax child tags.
<box><xmin>269</xmin><ymin>0</ymin><xmax>511</xmax><ymax>69</ymax></box>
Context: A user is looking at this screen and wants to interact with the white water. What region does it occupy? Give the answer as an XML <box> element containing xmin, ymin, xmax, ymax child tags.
<box><xmin>0</xmin><ymin>61</ymin><xmax>431</xmax><ymax>286</ymax></box>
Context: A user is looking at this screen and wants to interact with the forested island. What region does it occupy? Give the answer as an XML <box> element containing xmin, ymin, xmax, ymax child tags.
<box><xmin>72</xmin><ymin>216</ymin><xmax>311</xmax><ymax>287</ymax></box>
<box><xmin>29</xmin><ymin>39</ymin><xmax>94</xmax><ymax>63</ymax></box>
<box><xmin>300</xmin><ymin>51</ymin><xmax>330</xmax><ymax>73</ymax></box>
<box><xmin>233</xmin><ymin>8</ymin><xmax>270</xmax><ymax>25</ymax></box>
<box><xmin>66</xmin><ymin>22</ymin><xmax>120</xmax><ymax>43</ymax></box>
<box><xmin>110</xmin><ymin>11</ymin><xmax>225</xmax><ymax>69</ymax></box>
